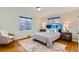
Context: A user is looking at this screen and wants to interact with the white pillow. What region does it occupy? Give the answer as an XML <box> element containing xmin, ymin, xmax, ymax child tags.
<box><xmin>46</xmin><ymin>29</ymin><xmax>50</xmax><ymax>33</ymax></box>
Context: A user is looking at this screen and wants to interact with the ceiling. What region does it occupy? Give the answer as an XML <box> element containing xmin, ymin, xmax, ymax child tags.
<box><xmin>0</xmin><ymin>7</ymin><xmax>79</xmax><ymax>17</ymax></box>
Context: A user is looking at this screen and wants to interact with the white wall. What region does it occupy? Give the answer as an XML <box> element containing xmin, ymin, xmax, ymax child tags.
<box><xmin>0</xmin><ymin>8</ymin><xmax>40</xmax><ymax>36</ymax></box>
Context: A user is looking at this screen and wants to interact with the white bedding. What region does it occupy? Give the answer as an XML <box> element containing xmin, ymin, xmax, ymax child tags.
<box><xmin>33</xmin><ymin>32</ymin><xmax>60</xmax><ymax>47</ymax></box>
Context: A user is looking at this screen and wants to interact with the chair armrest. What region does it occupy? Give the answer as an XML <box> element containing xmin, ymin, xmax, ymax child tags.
<box><xmin>8</xmin><ymin>33</ymin><xmax>15</xmax><ymax>36</ymax></box>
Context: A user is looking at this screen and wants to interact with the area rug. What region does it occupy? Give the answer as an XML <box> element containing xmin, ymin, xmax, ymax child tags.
<box><xmin>19</xmin><ymin>38</ymin><xmax>66</xmax><ymax>52</ymax></box>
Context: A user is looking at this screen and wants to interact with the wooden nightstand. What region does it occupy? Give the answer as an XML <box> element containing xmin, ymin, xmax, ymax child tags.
<box><xmin>40</xmin><ymin>29</ymin><xmax>46</xmax><ymax>32</ymax></box>
<box><xmin>61</xmin><ymin>32</ymin><xmax>72</xmax><ymax>42</ymax></box>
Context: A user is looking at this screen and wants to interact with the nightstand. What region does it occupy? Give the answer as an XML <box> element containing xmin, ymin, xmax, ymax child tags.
<box><xmin>40</xmin><ymin>29</ymin><xmax>46</xmax><ymax>32</ymax></box>
<box><xmin>61</xmin><ymin>32</ymin><xmax>72</xmax><ymax>42</ymax></box>
<box><xmin>61</xmin><ymin>32</ymin><xmax>72</xmax><ymax>51</ymax></box>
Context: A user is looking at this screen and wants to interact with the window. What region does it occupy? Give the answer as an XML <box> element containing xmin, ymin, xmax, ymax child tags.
<box><xmin>19</xmin><ymin>16</ymin><xmax>32</xmax><ymax>31</ymax></box>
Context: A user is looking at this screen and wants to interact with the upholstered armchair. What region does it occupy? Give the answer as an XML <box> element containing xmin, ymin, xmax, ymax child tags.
<box><xmin>0</xmin><ymin>30</ymin><xmax>15</xmax><ymax>44</ymax></box>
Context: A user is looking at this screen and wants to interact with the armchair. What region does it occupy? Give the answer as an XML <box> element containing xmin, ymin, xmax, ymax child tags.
<box><xmin>0</xmin><ymin>30</ymin><xmax>15</xmax><ymax>44</ymax></box>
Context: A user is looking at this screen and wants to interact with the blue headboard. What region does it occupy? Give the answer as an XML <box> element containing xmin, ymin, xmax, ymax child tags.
<box><xmin>46</xmin><ymin>23</ymin><xmax>62</xmax><ymax>32</ymax></box>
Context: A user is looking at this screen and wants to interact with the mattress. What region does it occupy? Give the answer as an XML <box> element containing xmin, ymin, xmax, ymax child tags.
<box><xmin>33</xmin><ymin>32</ymin><xmax>60</xmax><ymax>47</ymax></box>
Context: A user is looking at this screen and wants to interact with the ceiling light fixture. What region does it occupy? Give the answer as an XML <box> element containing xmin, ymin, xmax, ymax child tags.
<box><xmin>36</xmin><ymin>7</ymin><xmax>41</xmax><ymax>11</ymax></box>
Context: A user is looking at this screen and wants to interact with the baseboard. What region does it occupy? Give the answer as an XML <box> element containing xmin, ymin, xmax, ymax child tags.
<box><xmin>72</xmin><ymin>39</ymin><xmax>78</xmax><ymax>43</ymax></box>
<box><xmin>72</xmin><ymin>40</ymin><xmax>79</xmax><ymax>44</ymax></box>
<box><xmin>15</xmin><ymin>35</ymin><xmax>31</xmax><ymax>40</ymax></box>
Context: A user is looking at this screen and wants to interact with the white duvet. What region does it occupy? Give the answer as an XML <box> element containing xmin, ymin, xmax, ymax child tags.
<box><xmin>33</xmin><ymin>32</ymin><xmax>60</xmax><ymax>47</ymax></box>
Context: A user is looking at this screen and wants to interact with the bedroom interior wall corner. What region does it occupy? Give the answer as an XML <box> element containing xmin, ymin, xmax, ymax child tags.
<box><xmin>47</xmin><ymin>10</ymin><xmax>79</xmax><ymax>42</ymax></box>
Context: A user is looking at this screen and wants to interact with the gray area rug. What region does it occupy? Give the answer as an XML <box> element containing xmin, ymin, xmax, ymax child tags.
<box><xmin>19</xmin><ymin>38</ymin><xmax>66</xmax><ymax>52</ymax></box>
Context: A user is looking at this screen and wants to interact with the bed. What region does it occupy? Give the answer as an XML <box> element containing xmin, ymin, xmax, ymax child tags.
<box><xmin>33</xmin><ymin>32</ymin><xmax>60</xmax><ymax>47</ymax></box>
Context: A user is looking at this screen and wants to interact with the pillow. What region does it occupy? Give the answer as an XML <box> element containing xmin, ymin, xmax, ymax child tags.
<box><xmin>52</xmin><ymin>29</ymin><xmax>59</xmax><ymax>33</ymax></box>
<box><xmin>46</xmin><ymin>29</ymin><xmax>50</xmax><ymax>33</ymax></box>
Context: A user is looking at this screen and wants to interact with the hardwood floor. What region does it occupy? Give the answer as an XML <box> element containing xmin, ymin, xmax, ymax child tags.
<box><xmin>0</xmin><ymin>38</ymin><xmax>78</xmax><ymax>52</ymax></box>
<box><xmin>0</xmin><ymin>41</ymin><xmax>25</xmax><ymax>52</ymax></box>
<box><xmin>56</xmin><ymin>39</ymin><xmax>78</xmax><ymax>52</ymax></box>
